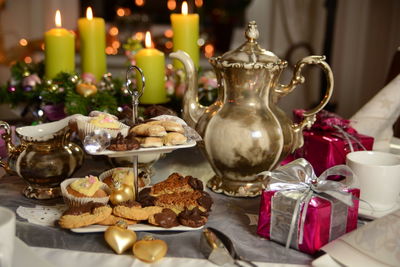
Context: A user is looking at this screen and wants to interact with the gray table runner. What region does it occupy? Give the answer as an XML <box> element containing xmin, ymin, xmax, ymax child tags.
<box><xmin>0</xmin><ymin>147</ymin><xmax>312</xmax><ymax>264</ymax></box>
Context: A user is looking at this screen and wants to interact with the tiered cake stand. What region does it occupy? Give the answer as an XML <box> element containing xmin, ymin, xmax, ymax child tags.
<box><xmin>86</xmin><ymin>65</ymin><xmax>196</xmax><ymax>200</ymax></box>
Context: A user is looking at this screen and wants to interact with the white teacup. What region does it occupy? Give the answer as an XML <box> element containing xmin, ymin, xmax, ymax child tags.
<box><xmin>346</xmin><ymin>151</ymin><xmax>400</xmax><ymax>211</ymax></box>
<box><xmin>0</xmin><ymin>207</ymin><xmax>15</xmax><ymax>267</ymax></box>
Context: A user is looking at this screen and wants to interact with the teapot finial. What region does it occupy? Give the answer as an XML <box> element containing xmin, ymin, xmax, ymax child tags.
<box><xmin>245</xmin><ymin>21</ymin><xmax>259</xmax><ymax>42</ymax></box>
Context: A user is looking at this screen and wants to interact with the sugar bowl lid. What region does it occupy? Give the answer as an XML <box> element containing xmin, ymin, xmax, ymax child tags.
<box><xmin>209</xmin><ymin>21</ymin><xmax>286</xmax><ymax>70</ymax></box>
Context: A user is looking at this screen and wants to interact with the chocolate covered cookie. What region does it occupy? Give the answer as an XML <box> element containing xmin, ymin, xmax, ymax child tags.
<box><xmin>148</xmin><ymin>208</ymin><xmax>179</xmax><ymax>228</ymax></box>
<box><xmin>59</xmin><ymin>202</ymin><xmax>112</xmax><ymax>229</ymax></box>
<box><xmin>108</xmin><ymin>133</ymin><xmax>140</xmax><ymax>151</ymax></box>
<box><xmin>178</xmin><ymin>207</ymin><xmax>208</xmax><ymax>228</ymax></box>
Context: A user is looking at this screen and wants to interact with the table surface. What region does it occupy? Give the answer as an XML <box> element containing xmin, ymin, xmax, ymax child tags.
<box><xmin>0</xmin><ymin>147</ymin><xmax>313</xmax><ymax>265</ymax></box>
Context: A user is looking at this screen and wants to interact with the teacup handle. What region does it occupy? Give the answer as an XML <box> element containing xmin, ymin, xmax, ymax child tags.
<box><xmin>275</xmin><ymin>55</ymin><xmax>334</xmax><ymax>130</ymax></box>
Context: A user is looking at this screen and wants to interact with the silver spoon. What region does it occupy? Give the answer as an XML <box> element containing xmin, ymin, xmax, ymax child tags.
<box><xmin>200</xmin><ymin>227</ymin><xmax>258</xmax><ymax>267</ymax></box>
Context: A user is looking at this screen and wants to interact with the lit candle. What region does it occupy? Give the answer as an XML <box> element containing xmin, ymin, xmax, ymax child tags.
<box><xmin>78</xmin><ymin>7</ymin><xmax>106</xmax><ymax>81</ymax></box>
<box><xmin>44</xmin><ymin>10</ymin><xmax>75</xmax><ymax>79</ymax></box>
<box><xmin>135</xmin><ymin>32</ymin><xmax>168</xmax><ymax>104</ymax></box>
<box><xmin>170</xmin><ymin>1</ymin><xmax>199</xmax><ymax>69</ymax></box>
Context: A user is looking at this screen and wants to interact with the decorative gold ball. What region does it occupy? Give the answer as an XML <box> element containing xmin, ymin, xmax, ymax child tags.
<box><xmin>50</xmin><ymin>84</ymin><xmax>58</xmax><ymax>92</ymax></box>
<box><xmin>76</xmin><ymin>83</ymin><xmax>98</xmax><ymax>97</ymax></box>
<box><xmin>70</xmin><ymin>75</ymin><xmax>79</xmax><ymax>83</ymax></box>
<box><xmin>109</xmin><ymin>183</ymin><xmax>134</xmax><ymax>205</ymax></box>
<box><xmin>133</xmin><ymin>236</ymin><xmax>168</xmax><ymax>263</ymax></box>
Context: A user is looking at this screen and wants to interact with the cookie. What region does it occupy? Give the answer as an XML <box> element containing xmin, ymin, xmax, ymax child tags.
<box><xmin>178</xmin><ymin>207</ymin><xmax>208</xmax><ymax>228</ymax></box>
<box><xmin>59</xmin><ymin>203</ymin><xmax>112</xmax><ymax>229</ymax></box>
<box><xmin>153</xmin><ymin>190</ymin><xmax>211</xmax><ymax>214</ymax></box>
<box><xmin>137</xmin><ymin>188</ymin><xmax>157</xmax><ymax>207</ymax></box>
<box><xmin>148</xmin><ymin>208</ymin><xmax>179</xmax><ymax>228</ymax></box>
<box><xmin>130</xmin><ymin>124</ymin><xmax>167</xmax><ymax>137</ymax></box>
<box><xmin>97</xmin><ymin>214</ymin><xmax>137</xmax><ymax>226</ymax></box>
<box><xmin>108</xmin><ymin>133</ymin><xmax>140</xmax><ymax>151</ymax></box>
<box><xmin>150</xmin><ymin>173</ymin><xmax>203</xmax><ymax>196</ymax></box>
<box><xmin>113</xmin><ymin>205</ymin><xmax>163</xmax><ymax>221</ymax></box>
<box><xmin>146</xmin><ymin>120</ymin><xmax>184</xmax><ymax>133</ymax></box>
<box><xmin>136</xmin><ymin>136</ymin><xmax>163</xmax><ymax>148</ymax></box>
<box><xmin>163</xmin><ymin>132</ymin><xmax>187</xmax><ymax>146</ymax></box>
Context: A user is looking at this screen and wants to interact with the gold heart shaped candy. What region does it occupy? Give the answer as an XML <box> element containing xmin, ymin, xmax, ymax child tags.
<box><xmin>133</xmin><ymin>235</ymin><xmax>168</xmax><ymax>263</ymax></box>
<box><xmin>104</xmin><ymin>221</ymin><xmax>137</xmax><ymax>254</ymax></box>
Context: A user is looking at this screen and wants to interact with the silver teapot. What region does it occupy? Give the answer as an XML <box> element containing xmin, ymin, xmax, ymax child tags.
<box><xmin>170</xmin><ymin>21</ymin><xmax>333</xmax><ymax>197</ymax></box>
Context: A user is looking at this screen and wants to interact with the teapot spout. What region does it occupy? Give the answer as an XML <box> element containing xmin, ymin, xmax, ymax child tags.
<box><xmin>169</xmin><ymin>50</ymin><xmax>205</xmax><ymax>128</ymax></box>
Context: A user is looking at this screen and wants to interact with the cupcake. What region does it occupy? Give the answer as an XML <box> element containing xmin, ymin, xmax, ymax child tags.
<box><xmin>61</xmin><ymin>175</ymin><xmax>111</xmax><ymax>207</ymax></box>
<box><xmin>73</xmin><ymin>112</ymin><xmax>130</xmax><ymax>140</ymax></box>
<box><xmin>89</xmin><ymin>113</ymin><xmax>120</xmax><ymax>129</ymax></box>
<box><xmin>100</xmin><ymin>168</ymin><xmax>148</xmax><ymax>189</ymax></box>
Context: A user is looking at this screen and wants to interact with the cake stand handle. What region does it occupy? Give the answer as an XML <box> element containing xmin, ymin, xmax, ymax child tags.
<box><xmin>125</xmin><ymin>65</ymin><xmax>145</xmax><ymax>199</ymax></box>
<box><xmin>126</xmin><ymin>65</ymin><xmax>145</xmax><ymax>124</ymax></box>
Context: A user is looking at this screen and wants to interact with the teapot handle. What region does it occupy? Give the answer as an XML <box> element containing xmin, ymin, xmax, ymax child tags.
<box><xmin>275</xmin><ymin>55</ymin><xmax>333</xmax><ymax>129</ymax></box>
<box><xmin>0</xmin><ymin>121</ymin><xmax>11</xmax><ymax>169</ymax></box>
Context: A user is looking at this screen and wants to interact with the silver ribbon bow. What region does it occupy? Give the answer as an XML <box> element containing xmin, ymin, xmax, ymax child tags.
<box><xmin>258</xmin><ymin>158</ymin><xmax>357</xmax><ymax>249</ymax></box>
<box><xmin>331</xmin><ymin>124</ymin><xmax>367</xmax><ymax>152</ymax></box>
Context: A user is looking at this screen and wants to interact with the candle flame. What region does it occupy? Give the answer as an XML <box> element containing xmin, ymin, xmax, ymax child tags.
<box><xmin>181</xmin><ymin>1</ymin><xmax>188</xmax><ymax>15</ymax></box>
<box><xmin>86</xmin><ymin>7</ymin><xmax>93</xmax><ymax>20</ymax></box>
<box><xmin>145</xmin><ymin>31</ymin><xmax>152</xmax><ymax>48</ymax></box>
<box><xmin>55</xmin><ymin>10</ymin><xmax>62</xmax><ymax>27</ymax></box>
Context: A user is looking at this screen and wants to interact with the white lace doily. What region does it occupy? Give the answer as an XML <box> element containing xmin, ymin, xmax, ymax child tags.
<box><xmin>17</xmin><ymin>204</ymin><xmax>67</xmax><ymax>227</ymax></box>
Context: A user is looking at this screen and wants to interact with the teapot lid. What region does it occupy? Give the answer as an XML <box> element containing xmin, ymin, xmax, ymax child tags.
<box><xmin>209</xmin><ymin>21</ymin><xmax>286</xmax><ymax>70</ymax></box>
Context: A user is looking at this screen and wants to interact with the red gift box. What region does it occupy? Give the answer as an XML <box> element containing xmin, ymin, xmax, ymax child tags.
<box><xmin>293</xmin><ymin>110</ymin><xmax>374</xmax><ymax>177</ymax></box>
<box><xmin>257</xmin><ymin>188</ymin><xmax>359</xmax><ymax>254</ymax></box>
<box><xmin>257</xmin><ymin>158</ymin><xmax>359</xmax><ymax>254</ymax></box>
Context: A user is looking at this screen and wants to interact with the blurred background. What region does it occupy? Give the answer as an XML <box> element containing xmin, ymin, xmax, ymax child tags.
<box><xmin>0</xmin><ymin>0</ymin><xmax>399</xmax><ymax>119</ymax></box>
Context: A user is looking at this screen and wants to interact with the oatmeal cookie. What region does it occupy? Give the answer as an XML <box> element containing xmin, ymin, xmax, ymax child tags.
<box><xmin>59</xmin><ymin>203</ymin><xmax>112</xmax><ymax>229</ymax></box>
<box><xmin>97</xmin><ymin>214</ymin><xmax>137</xmax><ymax>226</ymax></box>
<box><xmin>113</xmin><ymin>205</ymin><xmax>163</xmax><ymax>221</ymax></box>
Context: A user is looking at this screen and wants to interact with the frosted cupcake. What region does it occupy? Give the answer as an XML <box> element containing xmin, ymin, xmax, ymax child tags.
<box><xmin>89</xmin><ymin>113</ymin><xmax>120</xmax><ymax>129</ymax></box>
<box><xmin>100</xmin><ymin>167</ymin><xmax>148</xmax><ymax>189</ymax></box>
<box><xmin>61</xmin><ymin>175</ymin><xmax>111</xmax><ymax>207</ymax></box>
<box><xmin>73</xmin><ymin>112</ymin><xmax>130</xmax><ymax>140</ymax></box>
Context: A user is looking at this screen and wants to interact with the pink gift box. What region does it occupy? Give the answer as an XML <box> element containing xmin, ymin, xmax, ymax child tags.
<box><xmin>257</xmin><ymin>188</ymin><xmax>360</xmax><ymax>254</ymax></box>
<box><xmin>292</xmin><ymin>110</ymin><xmax>374</xmax><ymax>178</ymax></box>
<box><xmin>295</xmin><ymin>131</ymin><xmax>373</xmax><ymax>177</ymax></box>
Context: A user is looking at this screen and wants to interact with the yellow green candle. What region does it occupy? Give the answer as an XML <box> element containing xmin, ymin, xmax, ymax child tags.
<box><xmin>44</xmin><ymin>10</ymin><xmax>75</xmax><ymax>79</ymax></box>
<box><xmin>170</xmin><ymin>1</ymin><xmax>199</xmax><ymax>69</ymax></box>
<box><xmin>135</xmin><ymin>32</ymin><xmax>168</xmax><ymax>104</ymax></box>
<box><xmin>78</xmin><ymin>7</ymin><xmax>107</xmax><ymax>81</ymax></box>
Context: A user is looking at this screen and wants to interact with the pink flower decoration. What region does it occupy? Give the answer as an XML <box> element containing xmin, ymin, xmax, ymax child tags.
<box><xmin>88</xmin><ymin>175</ymin><xmax>97</xmax><ymax>184</ymax></box>
<box><xmin>82</xmin><ymin>73</ymin><xmax>96</xmax><ymax>84</ymax></box>
<box><xmin>22</xmin><ymin>74</ymin><xmax>41</xmax><ymax>87</ymax></box>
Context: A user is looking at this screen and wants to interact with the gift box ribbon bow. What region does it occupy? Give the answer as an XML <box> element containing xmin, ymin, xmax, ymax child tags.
<box><xmin>295</xmin><ymin>109</ymin><xmax>367</xmax><ymax>152</ymax></box>
<box><xmin>258</xmin><ymin>158</ymin><xmax>357</xmax><ymax>249</ymax></box>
